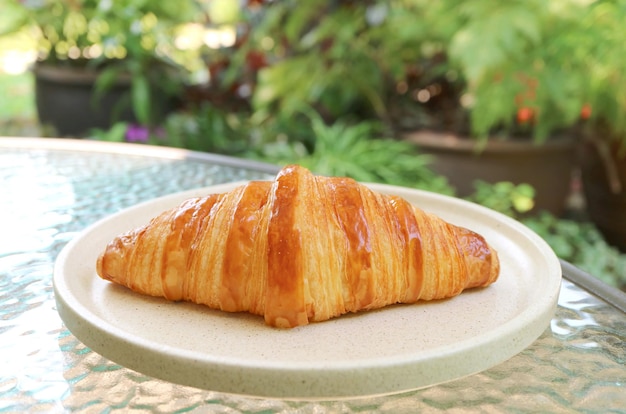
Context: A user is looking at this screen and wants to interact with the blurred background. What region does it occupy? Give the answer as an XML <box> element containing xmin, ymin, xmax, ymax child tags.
<box><xmin>1</xmin><ymin>0</ymin><xmax>625</xmax><ymax>290</ymax></box>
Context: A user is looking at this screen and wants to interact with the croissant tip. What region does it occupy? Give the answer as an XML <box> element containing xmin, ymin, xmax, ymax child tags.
<box><xmin>96</xmin><ymin>254</ymin><xmax>104</xmax><ymax>277</ymax></box>
<box><xmin>96</xmin><ymin>253</ymin><xmax>112</xmax><ymax>282</ymax></box>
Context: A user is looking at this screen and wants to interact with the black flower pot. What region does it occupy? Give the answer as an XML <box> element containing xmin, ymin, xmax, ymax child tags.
<box><xmin>579</xmin><ymin>137</ymin><xmax>626</xmax><ymax>252</ymax></box>
<box><xmin>34</xmin><ymin>63</ymin><xmax>136</xmax><ymax>137</ymax></box>
<box><xmin>404</xmin><ymin>130</ymin><xmax>577</xmax><ymax>215</ymax></box>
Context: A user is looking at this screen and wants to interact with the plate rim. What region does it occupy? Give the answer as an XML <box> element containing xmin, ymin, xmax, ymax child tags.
<box><xmin>53</xmin><ymin>182</ymin><xmax>561</xmax><ymax>399</ymax></box>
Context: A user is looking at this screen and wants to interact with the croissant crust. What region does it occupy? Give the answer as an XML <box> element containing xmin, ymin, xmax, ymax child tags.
<box><xmin>97</xmin><ymin>165</ymin><xmax>499</xmax><ymax>328</ymax></box>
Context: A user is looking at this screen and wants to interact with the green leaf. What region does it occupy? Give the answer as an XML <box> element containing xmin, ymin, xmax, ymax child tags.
<box><xmin>131</xmin><ymin>74</ymin><xmax>151</xmax><ymax>125</ymax></box>
<box><xmin>284</xmin><ymin>2</ymin><xmax>320</xmax><ymax>47</ymax></box>
<box><xmin>94</xmin><ymin>67</ymin><xmax>123</xmax><ymax>97</ymax></box>
<box><xmin>91</xmin><ymin>122</ymin><xmax>128</xmax><ymax>142</ymax></box>
<box><xmin>0</xmin><ymin>0</ymin><xmax>30</xmax><ymax>36</ymax></box>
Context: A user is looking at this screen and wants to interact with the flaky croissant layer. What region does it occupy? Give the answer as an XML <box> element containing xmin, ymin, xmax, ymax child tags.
<box><xmin>97</xmin><ymin>165</ymin><xmax>499</xmax><ymax>328</ymax></box>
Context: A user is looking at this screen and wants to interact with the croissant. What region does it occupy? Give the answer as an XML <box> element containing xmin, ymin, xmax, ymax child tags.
<box><xmin>97</xmin><ymin>165</ymin><xmax>499</xmax><ymax>328</ymax></box>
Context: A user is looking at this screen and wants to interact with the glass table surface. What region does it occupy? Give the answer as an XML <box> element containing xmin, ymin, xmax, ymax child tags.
<box><xmin>1</xmin><ymin>138</ymin><xmax>625</xmax><ymax>413</ymax></box>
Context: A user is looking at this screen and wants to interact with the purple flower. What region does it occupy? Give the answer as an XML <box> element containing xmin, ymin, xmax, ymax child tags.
<box><xmin>125</xmin><ymin>124</ymin><xmax>150</xmax><ymax>143</ymax></box>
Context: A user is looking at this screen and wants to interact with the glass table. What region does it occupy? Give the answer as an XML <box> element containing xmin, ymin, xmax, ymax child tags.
<box><xmin>1</xmin><ymin>137</ymin><xmax>625</xmax><ymax>413</ymax></box>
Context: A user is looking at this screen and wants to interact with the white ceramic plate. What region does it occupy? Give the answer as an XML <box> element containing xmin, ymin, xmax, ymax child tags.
<box><xmin>54</xmin><ymin>182</ymin><xmax>561</xmax><ymax>399</ymax></box>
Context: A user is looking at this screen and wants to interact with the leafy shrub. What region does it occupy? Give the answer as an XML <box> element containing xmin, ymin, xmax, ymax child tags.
<box><xmin>467</xmin><ymin>180</ymin><xmax>535</xmax><ymax>217</ymax></box>
<box><xmin>251</xmin><ymin>110</ymin><xmax>453</xmax><ymax>194</ymax></box>
<box><xmin>163</xmin><ymin>104</ymin><xmax>250</xmax><ymax>154</ymax></box>
<box><xmin>522</xmin><ymin>213</ymin><xmax>626</xmax><ymax>289</ymax></box>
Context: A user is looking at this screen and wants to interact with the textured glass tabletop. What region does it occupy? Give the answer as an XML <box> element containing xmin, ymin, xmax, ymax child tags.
<box><xmin>1</xmin><ymin>138</ymin><xmax>625</xmax><ymax>413</ymax></box>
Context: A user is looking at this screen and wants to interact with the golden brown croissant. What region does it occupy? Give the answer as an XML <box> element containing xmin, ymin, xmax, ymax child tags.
<box><xmin>97</xmin><ymin>165</ymin><xmax>499</xmax><ymax>328</ymax></box>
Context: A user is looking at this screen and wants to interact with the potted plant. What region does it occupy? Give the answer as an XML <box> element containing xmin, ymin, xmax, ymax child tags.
<box><xmin>574</xmin><ymin>0</ymin><xmax>626</xmax><ymax>252</ymax></box>
<box><xmin>393</xmin><ymin>0</ymin><xmax>591</xmax><ymax>216</ymax></box>
<box><xmin>0</xmin><ymin>0</ymin><xmax>200</xmax><ymax>136</ymax></box>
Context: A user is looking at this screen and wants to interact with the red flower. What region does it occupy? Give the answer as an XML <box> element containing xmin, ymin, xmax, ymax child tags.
<box><xmin>516</xmin><ymin>107</ymin><xmax>534</xmax><ymax>124</ymax></box>
<box><xmin>580</xmin><ymin>103</ymin><xmax>592</xmax><ymax>120</ymax></box>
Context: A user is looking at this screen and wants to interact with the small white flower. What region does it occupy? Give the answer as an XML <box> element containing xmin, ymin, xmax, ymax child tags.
<box><xmin>98</xmin><ymin>0</ymin><xmax>113</xmax><ymax>12</ymax></box>
<box><xmin>366</xmin><ymin>3</ymin><xmax>388</xmax><ymax>27</ymax></box>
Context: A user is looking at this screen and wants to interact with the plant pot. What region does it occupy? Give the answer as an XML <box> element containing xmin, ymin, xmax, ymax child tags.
<box><xmin>403</xmin><ymin>131</ymin><xmax>577</xmax><ymax>215</ymax></box>
<box><xmin>34</xmin><ymin>63</ymin><xmax>136</xmax><ymax>137</ymax></box>
<box><xmin>578</xmin><ymin>137</ymin><xmax>626</xmax><ymax>252</ymax></box>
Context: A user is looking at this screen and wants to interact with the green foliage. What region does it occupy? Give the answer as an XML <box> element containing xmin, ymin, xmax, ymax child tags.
<box><xmin>523</xmin><ymin>213</ymin><xmax>626</xmax><ymax>289</ymax></box>
<box><xmin>162</xmin><ymin>105</ymin><xmax>250</xmax><ymax>154</ymax></box>
<box><xmin>1</xmin><ymin>0</ymin><xmax>203</xmax><ymax>127</ymax></box>
<box><xmin>2</xmin><ymin>0</ymin><xmax>199</xmax><ymax>62</ymax></box>
<box><xmin>252</xmin><ymin>111</ymin><xmax>453</xmax><ymax>194</ymax></box>
<box><xmin>581</xmin><ymin>1</ymin><xmax>626</xmax><ymax>141</ymax></box>
<box><xmin>239</xmin><ymin>0</ymin><xmax>467</xmax><ymax>125</ymax></box>
<box><xmin>91</xmin><ymin>121</ymin><xmax>129</xmax><ymax>142</ymax></box>
<box><xmin>0</xmin><ymin>71</ymin><xmax>35</xmax><ymax>119</ymax></box>
<box><xmin>0</xmin><ymin>0</ymin><xmax>30</xmax><ymax>37</ymax></box>
<box><xmin>94</xmin><ymin>104</ymin><xmax>251</xmax><ymax>155</ymax></box>
<box><xmin>448</xmin><ymin>2</ymin><xmax>543</xmax><ymax>83</ymax></box>
<box><xmin>247</xmin><ymin>1</ymin><xmax>389</xmax><ymax>121</ymax></box>
<box><xmin>444</xmin><ymin>0</ymin><xmax>589</xmax><ymax>141</ymax></box>
<box><xmin>467</xmin><ymin>181</ymin><xmax>535</xmax><ymax>217</ymax></box>
<box><xmin>0</xmin><ymin>71</ymin><xmax>40</xmax><ymax>137</ymax></box>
